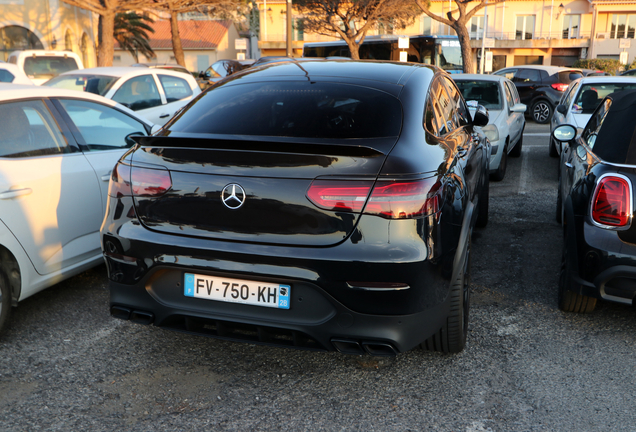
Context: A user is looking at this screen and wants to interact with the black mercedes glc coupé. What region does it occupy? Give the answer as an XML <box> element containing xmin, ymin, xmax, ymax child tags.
<box><xmin>101</xmin><ymin>60</ymin><xmax>491</xmax><ymax>355</ymax></box>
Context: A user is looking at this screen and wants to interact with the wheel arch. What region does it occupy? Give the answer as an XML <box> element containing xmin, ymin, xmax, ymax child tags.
<box><xmin>0</xmin><ymin>244</ymin><xmax>21</xmax><ymax>305</ymax></box>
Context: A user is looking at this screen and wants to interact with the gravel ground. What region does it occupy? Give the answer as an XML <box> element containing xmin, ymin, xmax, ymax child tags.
<box><xmin>2</xmin><ymin>123</ymin><xmax>636</xmax><ymax>431</ymax></box>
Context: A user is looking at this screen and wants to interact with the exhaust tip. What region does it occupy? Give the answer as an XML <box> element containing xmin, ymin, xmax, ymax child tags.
<box><xmin>331</xmin><ymin>338</ymin><xmax>365</xmax><ymax>355</ymax></box>
<box><xmin>362</xmin><ymin>341</ymin><xmax>398</xmax><ymax>357</ymax></box>
<box><xmin>130</xmin><ymin>310</ymin><xmax>154</xmax><ymax>325</ymax></box>
<box><xmin>110</xmin><ymin>306</ymin><xmax>131</xmax><ymax>320</ymax></box>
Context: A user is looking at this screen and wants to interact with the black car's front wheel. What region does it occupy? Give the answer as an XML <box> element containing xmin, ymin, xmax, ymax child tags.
<box><xmin>558</xmin><ymin>235</ymin><xmax>596</xmax><ymax>313</ymax></box>
<box><xmin>421</xmin><ymin>237</ymin><xmax>471</xmax><ymax>353</ymax></box>
<box><xmin>532</xmin><ymin>100</ymin><xmax>553</xmax><ymax>124</ymax></box>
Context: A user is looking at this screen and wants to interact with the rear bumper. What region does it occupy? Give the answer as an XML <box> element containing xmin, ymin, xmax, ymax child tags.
<box><xmin>571</xmin><ymin>221</ymin><xmax>636</xmax><ymax>305</ymax></box>
<box><xmin>108</xmin><ymin>266</ymin><xmax>451</xmax><ymax>354</ymax></box>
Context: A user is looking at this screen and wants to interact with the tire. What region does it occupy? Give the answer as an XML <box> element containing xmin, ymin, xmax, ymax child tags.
<box><xmin>475</xmin><ymin>174</ymin><xmax>489</xmax><ymax>228</ymax></box>
<box><xmin>532</xmin><ymin>100</ymin><xmax>553</xmax><ymax>124</ymax></box>
<box><xmin>421</xmin><ymin>238</ymin><xmax>471</xmax><ymax>353</ymax></box>
<box><xmin>509</xmin><ymin>133</ymin><xmax>523</xmax><ymax>158</ymax></box>
<box><xmin>0</xmin><ymin>269</ymin><xmax>11</xmax><ymax>337</ymax></box>
<box><xmin>549</xmin><ymin>137</ymin><xmax>558</xmax><ymax>157</ymax></box>
<box><xmin>491</xmin><ymin>141</ymin><xmax>507</xmax><ymax>181</ymax></box>
<box><xmin>558</xmin><ymin>231</ymin><xmax>597</xmax><ymax>313</ymax></box>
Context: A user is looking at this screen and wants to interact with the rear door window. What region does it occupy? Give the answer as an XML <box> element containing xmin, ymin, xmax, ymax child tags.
<box><xmin>0</xmin><ymin>100</ymin><xmax>70</xmax><ymax>158</ymax></box>
<box><xmin>558</xmin><ymin>71</ymin><xmax>583</xmax><ymax>83</ymax></box>
<box><xmin>0</xmin><ymin>69</ymin><xmax>15</xmax><ymax>83</ymax></box>
<box><xmin>494</xmin><ymin>68</ymin><xmax>517</xmax><ymax>81</ymax></box>
<box><xmin>113</xmin><ymin>75</ymin><xmax>163</xmax><ymax>111</ymax></box>
<box><xmin>158</xmin><ymin>74</ymin><xmax>193</xmax><ymax>103</ymax></box>
<box><xmin>57</xmin><ymin>99</ymin><xmax>148</xmax><ymax>150</ymax></box>
<box><xmin>169</xmin><ymin>81</ymin><xmax>402</xmax><ymax>139</ymax></box>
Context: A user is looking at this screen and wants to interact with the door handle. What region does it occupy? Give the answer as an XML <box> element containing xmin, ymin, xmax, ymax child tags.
<box><xmin>159</xmin><ymin>113</ymin><xmax>170</xmax><ymax>119</ymax></box>
<box><xmin>0</xmin><ymin>188</ymin><xmax>32</xmax><ymax>199</ymax></box>
<box><xmin>565</xmin><ymin>162</ymin><xmax>573</xmax><ymax>169</ymax></box>
<box><xmin>101</xmin><ymin>171</ymin><xmax>112</xmax><ymax>182</ymax></box>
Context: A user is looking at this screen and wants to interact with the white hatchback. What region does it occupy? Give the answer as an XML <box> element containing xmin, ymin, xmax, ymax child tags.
<box><xmin>43</xmin><ymin>67</ymin><xmax>201</xmax><ymax>126</ymax></box>
<box><xmin>0</xmin><ymin>84</ymin><xmax>154</xmax><ymax>335</ymax></box>
<box><xmin>550</xmin><ymin>76</ymin><xmax>636</xmax><ymax>157</ymax></box>
<box><xmin>454</xmin><ymin>74</ymin><xmax>527</xmax><ymax>181</ymax></box>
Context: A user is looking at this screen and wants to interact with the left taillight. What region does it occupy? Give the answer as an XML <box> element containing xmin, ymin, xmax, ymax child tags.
<box><xmin>591</xmin><ymin>175</ymin><xmax>632</xmax><ymax>228</ymax></box>
<box><xmin>108</xmin><ymin>163</ymin><xmax>172</xmax><ymax>198</ymax></box>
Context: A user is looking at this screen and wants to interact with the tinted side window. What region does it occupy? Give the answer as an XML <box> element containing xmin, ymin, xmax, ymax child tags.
<box><xmin>113</xmin><ymin>75</ymin><xmax>162</xmax><ymax>111</ymax></box>
<box><xmin>158</xmin><ymin>74</ymin><xmax>193</xmax><ymax>103</ymax></box>
<box><xmin>514</xmin><ymin>69</ymin><xmax>541</xmax><ymax>83</ymax></box>
<box><xmin>494</xmin><ymin>68</ymin><xmax>516</xmax><ymax>81</ymax></box>
<box><xmin>582</xmin><ymin>99</ymin><xmax>611</xmax><ymax>149</ymax></box>
<box><xmin>58</xmin><ymin>99</ymin><xmax>148</xmax><ymax>151</ymax></box>
<box><xmin>505</xmin><ymin>81</ymin><xmax>520</xmax><ymax>104</ymax></box>
<box><xmin>559</xmin><ymin>71</ymin><xmax>583</xmax><ymax>83</ymax></box>
<box><xmin>0</xmin><ymin>69</ymin><xmax>15</xmax><ymax>82</ymax></box>
<box><xmin>0</xmin><ymin>100</ymin><xmax>70</xmax><ymax>158</ymax></box>
<box><xmin>424</xmin><ymin>97</ymin><xmax>443</xmax><ymax>136</ymax></box>
<box><xmin>443</xmin><ymin>76</ymin><xmax>470</xmax><ymax>126</ymax></box>
<box><xmin>562</xmin><ymin>81</ymin><xmax>579</xmax><ymax>107</ymax></box>
<box><xmin>503</xmin><ymin>82</ymin><xmax>514</xmax><ymax>107</ymax></box>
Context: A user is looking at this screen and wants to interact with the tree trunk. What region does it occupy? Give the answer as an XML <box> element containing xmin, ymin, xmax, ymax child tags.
<box><xmin>344</xmin><ymin>37</ymin><xmax>360</xmax><ymax>60</ymax></box>
<box><xmin>452</xmin><ymin>22</ymin><xmax>474</xmax><ymax>73</ymax></box>
<box><xmin>98</xmin><ymin>12</ymin><xmax>116</xmax><ymax>67</ymax></box>
<box><xmin>170</xmin><ymin>11</ymin><xmax>186</xmax><ymax>67</ymax></box>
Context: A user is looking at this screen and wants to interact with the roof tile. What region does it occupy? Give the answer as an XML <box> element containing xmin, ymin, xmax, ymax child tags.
<box><xmin>144</xmin><ymin>20</ymin><xmax>231</xmax><ymax>50</ymax></box>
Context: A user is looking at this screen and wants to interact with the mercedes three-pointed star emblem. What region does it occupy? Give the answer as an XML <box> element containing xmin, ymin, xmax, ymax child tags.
<box><xmin>221</xmin><ymin>184</ymin><xmax>246</xmax><ymax>209</ymax></box>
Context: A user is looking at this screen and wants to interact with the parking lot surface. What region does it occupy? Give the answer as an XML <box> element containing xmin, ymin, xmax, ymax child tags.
<box><xmin>2</xmin><ymin>123</ymin><xmax>636</xmax><ymax>431</ymax></box>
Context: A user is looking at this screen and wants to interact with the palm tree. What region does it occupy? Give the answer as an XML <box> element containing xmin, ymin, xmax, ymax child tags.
<box><xmin>114</xmin><ymin>11</ymin><xmax>156</xmax><ymax>63</ymax></box>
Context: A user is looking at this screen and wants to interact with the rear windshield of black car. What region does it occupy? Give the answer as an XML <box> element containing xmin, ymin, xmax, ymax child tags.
<box><xmin>558</xmin><ymin>71</ymin><xmax>583</xmax><ymax>83</ymax></box>
<box><xmin>168</xmin><ymin>82</ymin><xmax>402</xmax><ymax>139</ymax></box>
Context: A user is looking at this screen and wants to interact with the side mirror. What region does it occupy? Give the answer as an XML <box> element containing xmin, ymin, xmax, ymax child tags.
<box><xmin>556</xmin><ymin>104</ymin><xmax>567</xmax><ymax>115</ymax></box>
<box><xmin>472</xmin><ymin>104</ymin><xmax>489</xmax><ymax>127</ymax></box>
<box><xmin>150</xmin><ymin>124</ymin><xmax>162</xmax><ymax>135</ymax></box>
<box><xmin>510</xmin><ymin>103</ymin><xmax>527</xmax><ymax>113</ymax></box>
<box><xmin>552</xmin><ymin>124</ymin><xmax>577</xmax><ymax>142</ymax></box>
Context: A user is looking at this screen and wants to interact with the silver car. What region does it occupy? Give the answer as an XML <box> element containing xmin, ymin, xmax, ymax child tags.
<box><xmin>550</xmin><ymin>76</ymin><xmax>636</xmax><ymax>157</ymax></box>
<box><xmin>454</xmin><ymin>74</ymin><xmax>526</xmax><ymax>181</ymax></box>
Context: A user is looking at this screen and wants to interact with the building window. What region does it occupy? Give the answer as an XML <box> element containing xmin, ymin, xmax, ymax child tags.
<box><xmin>470</xmin><ymin>16</ymin><xmax>484</xmax><ymax>40</ymax></box>
<box><xmin>562</xmin><ymin>15</ymin><xmax>580</xmax><ymax>39</ymax></box>
<box><xmin>611</xmin><ymin>14</ymin><xmax>636</xmax><ymax>39</ymax></box>
<box><xmin>515</xmin><ymin>15</ymin><xmax>535</xmax><ymax>40</ymax></box>
<box><xmin>420</xmin><ymin>16</ymin><xmax>431</xmax><ymax>35</ymax></box>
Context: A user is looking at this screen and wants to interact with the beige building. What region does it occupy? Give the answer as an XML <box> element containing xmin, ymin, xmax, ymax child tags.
<box><xmin>0</xmin><ymin>0</ymin><xmax>96</xmax><ymax>67</ymax></box>
<box><xmin>257</xmin><ymin>0</ymin><xmax>636</xmax><ymax>71</ymax></box>
<box><xmin>114</xmin><ymin>19</ymin><xmax>243</xmax><ymax>73</ymax></box>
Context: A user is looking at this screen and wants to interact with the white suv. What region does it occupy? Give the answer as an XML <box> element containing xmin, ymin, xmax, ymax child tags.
<box><xmin>8</xmin><ymin>50</ymin><xmax>84</xmax><ymax>85</ymax></box>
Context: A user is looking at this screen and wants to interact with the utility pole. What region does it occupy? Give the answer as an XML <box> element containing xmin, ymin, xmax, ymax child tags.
<box><xmin>286</xmin><ymin>0</ymin><xmax>293</xmax><ymax>57</ymax></box>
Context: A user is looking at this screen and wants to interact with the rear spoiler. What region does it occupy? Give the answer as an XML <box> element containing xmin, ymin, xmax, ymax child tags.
<box><xmin>134</xmin><ymin>135</ymin><xmax>387</xmax><ymax>158</ymax></box>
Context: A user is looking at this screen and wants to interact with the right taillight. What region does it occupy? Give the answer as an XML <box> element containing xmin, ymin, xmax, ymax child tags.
<box><xmin>306</xmin><ymin>178</ymin><xmax>441</xmax><ymax>219</ymax></box>
<box><xmin>591</xmin><ymin>176</ymin><xmax>632</xmax><ymax>227</ymax></box>
<box><xmin>108</xmin><ymin>163</ymin><xmax>172</xmax><ymax>198</ymax></box>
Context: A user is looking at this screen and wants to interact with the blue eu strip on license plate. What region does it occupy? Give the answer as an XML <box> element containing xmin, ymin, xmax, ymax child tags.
<box><xmin>184</xmin><ymin>273</ymin><xmax>290</xmax><ymax>310</ymax></box>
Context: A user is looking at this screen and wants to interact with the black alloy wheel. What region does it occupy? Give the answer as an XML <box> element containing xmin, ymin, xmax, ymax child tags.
<box><xmin>532</xmin><ymin>100</ymin><xmax>553</xmax><ymax>124</ymax></box>
<box><xmin>558</xmin><ymin>232</ymin><xmax>597</xmax><ymax>313</ymax></box>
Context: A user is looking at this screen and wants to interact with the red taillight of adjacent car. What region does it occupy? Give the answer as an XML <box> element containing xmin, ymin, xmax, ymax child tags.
<box><xmin>591</xmin><ymin>176</ymin><xmax>632</xmax><ymax>227</ymax></box>
<box><xmin>108</xmin><ymin>163</ymin><xmax>172</xmax><ymax>198</ymax></box>
<box><xmin>307</xmin><ymin>178</ymin><xmax>441</xmax><ymax>219</ymax></box>
<box><xmin>551</xmin><ymin>83</ymin><xmax>569</xmax><ymax>92</ymax></box>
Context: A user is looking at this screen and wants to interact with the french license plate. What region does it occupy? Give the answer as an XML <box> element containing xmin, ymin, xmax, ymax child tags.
<box><xmin>184</xmin><ymin>273</ymin><xmax>290</xmax><ymax>309</ymax></box>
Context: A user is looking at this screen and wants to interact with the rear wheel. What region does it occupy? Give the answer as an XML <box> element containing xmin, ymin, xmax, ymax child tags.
<box><xmin>491</xmin><ymin>142</ymin><xmax>508</xmax><ymax>181</ymax></box>
<box><xmin>0</xmin><ymin>269</ymin><xmax>10</xmax><ymax>337</ymax></box>
<box><xmin>532</xmin><ymin>100</ymin><xmax>553</xmax><ymax>124</ymax></box>
<box><xmin>558</xmin><ymin>232</ymin><xmax>597</xmax><ymax>313</ymax></box>
<box><xmin>421</xmin><ymin>238</ymin><xmax>471</xmax><ymax>353</ymax></box>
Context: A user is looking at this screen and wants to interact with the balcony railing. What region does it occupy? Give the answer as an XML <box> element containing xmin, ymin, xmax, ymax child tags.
<box><xmin>470</xmin><ymin>31</ymin><xmax>591</xmax><ymax>41</ymax></box>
